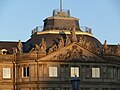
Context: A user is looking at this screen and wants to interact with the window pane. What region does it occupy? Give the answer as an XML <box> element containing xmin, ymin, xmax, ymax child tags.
<box><xmin>71</xmin><ymin>67</ymin><xmax>79</xmax><ymax>77</ymax></box>
<box><xmin>92</xmin><ymin>68</ymin><xmax>95</xmax><ymax>77</ymax></box>
<box><xmin>22</xmin><ymin>66</ymin><xmax>29</xmax><ymax>77</ymax></box>
<box><xmin>3</xmin><ymin>68</ymin><xmax>11</xmax><ymax>78</ymax></box>
<box><xmin>53</xmin><ymin>67</ymin><xmax>57</xmax><ymax>77</ymax></box>
<box><xmin>27</xmin><ymin>67</ymin><xmax>29</xmax><ymax>77</ymax></box>
<box><xmin>92</xmin><ymin>67</ymin><xmax>100</xmax><ymax>78</ymax></box>
<box><xmin>23</xmin><ymin>67</ymin><xmax>26</xmax><ymax>77</ymax></box>
<box><xmin>49</xmin><ymin>67</ymin><xmax>53</xmax><ymax>77</ymax></box>
<box><xmin>49</xmin><ymin>67</ymin><xmax>58</xmax><ymax>77</ymax></box>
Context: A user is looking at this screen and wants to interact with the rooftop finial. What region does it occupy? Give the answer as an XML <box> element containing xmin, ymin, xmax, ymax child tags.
<box><xmin>60</xmin><ymin>0</ymin><xmax>62</xmax><ymax>12</ymax></box>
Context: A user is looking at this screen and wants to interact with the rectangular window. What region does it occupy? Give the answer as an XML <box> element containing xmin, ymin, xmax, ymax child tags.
<box><xmin>49</xmin><ymin>67</ymin><xmax>57</xmax><ymax>77</ymax></box>
<box><xmin>22</xmin><ymin>66</ymin><xmax>29</xmax><ymax>77</ymax></box>
<box><xmin>3</xmin><ymin>68</ymin><xmax>11</xmax><ymax>79</ymax></box>
<box><xmin>71</xmin><ymin>67</ymin><xmax>79</xmax><ymax>77</ymax></box>
<box><xmin>92</xmin><ymin>67</ymin><xmax>100</xmax><ymax>78</ymax></box>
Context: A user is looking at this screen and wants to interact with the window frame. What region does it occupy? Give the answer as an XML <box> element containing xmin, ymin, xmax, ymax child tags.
<box><xmin>70</xmin><ymin>66</ymin><xmax>79</xmax><ymax>77</ymax></box>
<box><xmin>22</xmin><ymin>66</ymin><xmax>29</xmax><ymax>78</ymax></box>
<box><xmin>49</xmin><ymin>66</ymin><xmax>58</xmax><ymax>77</ymax></box>
<box><xmin>92</xmin><ymin>67</ymin><xmax>100</xmax><ymax>78</ymax></box>
<box><xmin>2</xmin><ymin>67</ymin><xmax>11</xmax><ymax>79</ymax></box>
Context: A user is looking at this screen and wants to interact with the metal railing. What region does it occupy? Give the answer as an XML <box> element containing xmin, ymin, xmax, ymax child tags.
<box><xmin>31</xmin><ymin>26</ymin><xmax>43</xmax><ymax>35</ymax></box>
<box><xmin>53</xmin><ymin>9</ymin><xmax>70</xmax><ymax>17</ymax></box>
<box><xmin>31</xmin><ymin>26</ymin><xmax>92</xmax><ymax>35</ymax></box>
<box><xmin>80</xmin><ymin>26</ymin><xmax>92</xmax><ymax>34</ymax></box>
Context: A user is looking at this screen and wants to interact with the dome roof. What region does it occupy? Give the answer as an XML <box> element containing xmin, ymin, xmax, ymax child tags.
<box><xmin>43</xmin><ymin>9</ymin><xmax>81</xmax><ymax>31</ymax></box>
<box><xmin>24</xmin><ymin>9</ymin><xmax>102</xmax><ymax>54</ymax></box>
<box><xmin>24</xmin><ymin>32</ymin><xmax>102</xmax><ymax>54</ymax></box>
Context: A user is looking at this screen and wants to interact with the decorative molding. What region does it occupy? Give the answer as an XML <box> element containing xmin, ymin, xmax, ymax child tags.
<box><xmin>47</xmin><ymin>45</ymin><xmax>105</xmax><ymax>62</ymax></box>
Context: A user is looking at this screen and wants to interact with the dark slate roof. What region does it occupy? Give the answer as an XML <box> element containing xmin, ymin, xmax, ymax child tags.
<box><xmin>24</xmin><ymin>33</ymin><xmax>102</xmax><ymax>53</ymax></box>
<box><xmin>103</xmin><ymin>55</ymin><xmax>120</xmax><ymax>64</ymax></box>
<box><xmin>43</xmin><ymin>17</ymin><xmax>80</xmax><ymax>31</ymax></box>
<box><xmin>0</xmin><ymin>41</ymin><xmax>25</xmax><ymax>54</ymax></box>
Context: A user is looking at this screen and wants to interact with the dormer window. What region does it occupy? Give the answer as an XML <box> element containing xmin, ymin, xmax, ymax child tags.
<box><xmin>0</xmin><ymin>49</ymin><xmax>8</xmax><ymax>55</ymax></box>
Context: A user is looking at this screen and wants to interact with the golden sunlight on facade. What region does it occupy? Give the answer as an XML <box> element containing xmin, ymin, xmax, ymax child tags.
<box><xmin>0</xmin><ymin>1</ymin><xmax>120</xmax><ymax>90</ymax></box>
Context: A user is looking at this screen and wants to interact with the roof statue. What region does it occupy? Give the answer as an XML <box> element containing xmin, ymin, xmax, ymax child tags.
<box><xmin>17</xmin><ymin>40</ymin><xmax>23</xmax><ymax>53</ymax></box>
<box><xmin>79</xmin><ymin>35</ymin><xmax>85</xmax><ymax>46</ymax></box>
<box><xmin>116</xmin><ymin>44</ymin><xmax>120</xmax><ymax>55</ymax></box>
<box><xmin>70</xmin><ymin>26</ymin><xmax>78</xmax><ymax>42</ymax></box>
<box><xmin>12</xmin><ymin>47</ymin><xmax>18</xmax><ymax>54</ymax></box>
<box><xmin>65</xmin><ymin>35</ymin><xmax>71</xmax><ymax>46</ymax></box>
<box><xmin>58</xmin><ymin>36</ymin><xmax>64</xmax><ymax>49</ymax></box>
<box><xmin>103</xmin><ymin>40</ymin><xmax>111</xmax><ymax>54</ymax></box>
<box><xmin>35</xmin><ymin>44</ymin><xmax>40</xmax><ymax>51</ymax></box>
<box><xmin>39</xmin><ymin>38</ymin><xmax>46</xmax><ymax>52</ymax></box>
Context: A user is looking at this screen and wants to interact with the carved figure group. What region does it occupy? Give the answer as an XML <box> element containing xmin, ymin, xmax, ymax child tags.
<box><xmin>79</xmin><ymin>35</ymin><xmax>86</xmax><ymax>46</ymax></box>
<box><xmin>58</xmin><ymin>36</ymin><xmax>64</xmax><ymax>49</ymax></box>
<box><xmin>49</xmin><ymin>45</ymin><xmax>83</xmax><ymax>61</ymax></box>
<box><xmin>48</xmin><ymin>44</ymin><xmax>58</xmax><ymax>53</ymax></box>
<box><xmin>33</xmin><ymin>38</ymin><xmax>47</xmax><ymax>52</ymax></box>
<box><xmin>65</xmin><ymin>35</ymin><xmax>71</xmax><ymax>46</ymax></box>
<box><xmin>39</xmin><ymin>38</ymin><xmax>46</xmax><ymax>52</ymax></box>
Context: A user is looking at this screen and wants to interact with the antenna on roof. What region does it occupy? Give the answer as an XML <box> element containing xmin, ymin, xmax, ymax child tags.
<box><xmin>60</xmin><ymin>0</ymin><xmax>62</xmax><ymax>12</ymax></box>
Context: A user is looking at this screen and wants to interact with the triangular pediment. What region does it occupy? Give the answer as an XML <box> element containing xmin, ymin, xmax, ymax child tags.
<box><xmin>39</xmin><ymin>42</ymin><xmax>106</xmax><ymax>62</ymax></box>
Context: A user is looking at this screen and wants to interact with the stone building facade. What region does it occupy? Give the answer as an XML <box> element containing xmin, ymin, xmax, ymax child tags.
<box><xmin>0</xmin><ymin>8</ymin><xmax>120</xmax><ymax>90</ymax></box>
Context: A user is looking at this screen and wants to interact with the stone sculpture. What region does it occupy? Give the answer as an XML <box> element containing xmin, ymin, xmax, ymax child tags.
<box><xmin>65</xmin><ymin>35</ymin><xmax>71</xmax><ymax>46</ymax></box>
<box><xmin>116</xmin><ymin>44</ymin><xmax>120</xmax><ymax>55</ymax></box>
<box><xmin>58</xmin><ymin>36</ymin><xmax>64</xmax><ymax>49</ymax></box>
<box><xmin>103</xmin><ymin>40</ymin><xmax>111</xmax><ymax>54</ymax></box>
<box><xmin>39</xmin><ymin>38</ymin><xmax>46</xmax><ymax>52</ymax></box>
<box><xmin>70</xmin><ymin>26</ymin><xmax>77</xmax><ymax>42</ymax></box>
<box><xmin>17</xmin><ymin>40</ymin><xmax>23</xmax><ymax>53</ymax></box>
<box><xmin>12</xmin><ymin>47</ymin><xmax>18</xmax><ymax>54</ymax></box>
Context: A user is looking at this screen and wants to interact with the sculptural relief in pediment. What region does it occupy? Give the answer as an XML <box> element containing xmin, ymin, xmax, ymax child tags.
<box><xmin>49</xmin><ymin>45</ymin><xmax>83</xmax><ymax>61</ymax></box>
<box><xmin>45</xmin><ymin>44</ymin><xmax>106</xmax><ymax>62</ymax></box>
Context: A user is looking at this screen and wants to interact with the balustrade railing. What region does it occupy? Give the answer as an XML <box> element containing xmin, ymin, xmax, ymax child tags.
<box><xmin>53</xmin><ymin>9</ymin><xmax>70</xmax><ymax>17</ymax></box>
<box><xmin>31</xmin><ymin>26</ymin><xmax>43</xmax><ymax>35</ymax></box>
<box><xmin>0</xmin><ymin>54</ymin><xmax>14</xmax><ymax>60</ymax></box>
<box><xmin>80</xmin><ymin>26</ymin><xmax>92</xmax><ymax>34</ymax></box>
<box><xmin>31</xmin><ymin>26</ymin><xmax>92</xmax><ymax>35</ymax></box>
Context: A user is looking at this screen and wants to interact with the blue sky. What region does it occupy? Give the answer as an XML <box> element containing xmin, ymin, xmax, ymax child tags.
<box><xmin>0</xmin><ymin>0</ymin><xmax>120</xmax><ymax>44</ymax></box>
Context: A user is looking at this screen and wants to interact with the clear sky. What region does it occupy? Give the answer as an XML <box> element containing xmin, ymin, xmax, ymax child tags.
<box><xmin>0</xmin><ymin>0</ymin><xmax>120</xmax><ymax>44</ymax></box>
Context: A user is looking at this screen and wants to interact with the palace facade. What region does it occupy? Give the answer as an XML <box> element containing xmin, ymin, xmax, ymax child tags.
<box><xmin>0</xmin><ymin>7</ymin><xmax>120</xmax><ymax>90</ymax></box>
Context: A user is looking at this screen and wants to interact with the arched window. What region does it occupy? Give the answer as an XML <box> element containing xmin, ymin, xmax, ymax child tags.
<box><xmin>22</xmin><ymin>66</ymin><xmax>29</xmax><ymax>77</ymax></box>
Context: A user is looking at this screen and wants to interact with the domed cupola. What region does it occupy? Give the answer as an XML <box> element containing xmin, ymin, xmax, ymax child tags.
<box><xmin>43</xmin><ymin>0</ymin><xmax>80</xmax><ymax>31</ymax></box>
<box><xmin>43</xmin><ymin>9</ymin><xmax>80</xmax><ymax>31</ymax></box>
